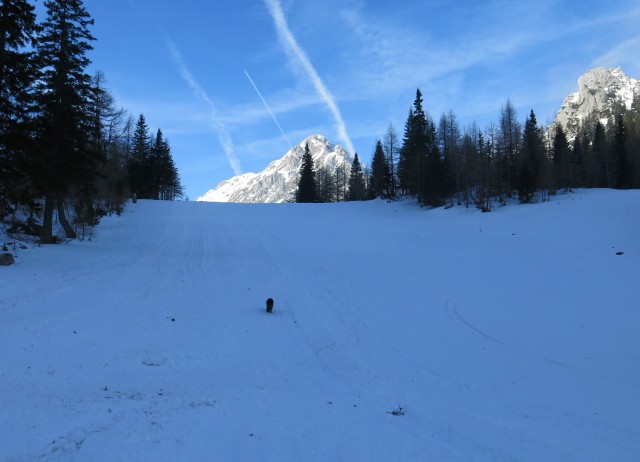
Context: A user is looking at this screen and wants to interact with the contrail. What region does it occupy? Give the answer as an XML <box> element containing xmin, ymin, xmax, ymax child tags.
<box><xmin>244</xmin><ymin>69</ymin><xmax>293</xmax><ymax>148</ymax></box>
<box><xmin>164</xmin><ymin>37</ymin><xmax>242</xmax><ymax>176</ymax></box>
<box><xmin>263</xmin><ymin>0</ymin><xmax>356</xmax><ymax>155</ymax></box>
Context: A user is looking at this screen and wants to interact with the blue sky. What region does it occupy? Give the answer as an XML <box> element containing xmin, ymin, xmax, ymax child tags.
<box><xmin>46</xmin><ymin>0</ymin><xmax>640</xmax><ymax>199</ymax></box>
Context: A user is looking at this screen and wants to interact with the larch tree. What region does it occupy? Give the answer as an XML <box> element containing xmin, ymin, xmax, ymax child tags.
<box><xmin>382</xmin><ymin>123</ymin><xmax>400</xmax><ymax>198</ymax></box>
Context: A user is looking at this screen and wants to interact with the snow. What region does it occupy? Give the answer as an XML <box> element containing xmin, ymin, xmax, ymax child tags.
<box><xmin>1</xmin><ymin>189</ymin><xmax>639</xmax><ymax>461</ymax></box>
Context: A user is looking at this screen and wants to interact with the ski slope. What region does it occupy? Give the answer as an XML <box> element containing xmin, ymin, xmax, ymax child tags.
<box><xmin>1</xmin><ymin>189</ymin><xmax>639</xmax><ymax>461</ymax></box>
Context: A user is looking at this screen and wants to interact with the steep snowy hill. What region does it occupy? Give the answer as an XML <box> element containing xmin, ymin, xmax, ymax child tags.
<box><xmin>553</xmin><ymin>67</ymin><xmax>640</xmax><ymax>138</ymax></box>
<box><xmin>198</xmin><ymin>134</ymin><xmax>354</xmax><ymax>203</ymax></box>
<box><xmin>1</xmin><ymin>190</ymin><xmax>639</xmax><ymax>461</ymax></box>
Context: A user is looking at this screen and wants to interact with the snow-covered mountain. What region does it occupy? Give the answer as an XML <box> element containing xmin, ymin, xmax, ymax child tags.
<box><xmin>553</xmin><ymin>67</ymin><xmax>640</xmax><ymax>137</ymax></box>
<box><xmin>197</xmin><ymin>134</ymin><xmax>354</xmax><ymax>203</ymax></box>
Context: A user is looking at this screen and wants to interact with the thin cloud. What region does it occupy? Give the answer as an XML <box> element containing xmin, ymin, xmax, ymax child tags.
<box><xmin>164</xmin><ymin>37</ymin><xmax>242</xmax><ymax>176</ymax></box>
<box><xmin>592</xmin><ymin>36</ymin><xmax>640</xmax><ymax>71</ymax></box>
<box><xmin>244</xmin><ymin>69</ymin><xmax>293</xmax><ymax>149</ymax></box>
<box><xmin>263</xmin><ymin>0</ymin><xmax>356</xmax><ymax>155</ymax></box>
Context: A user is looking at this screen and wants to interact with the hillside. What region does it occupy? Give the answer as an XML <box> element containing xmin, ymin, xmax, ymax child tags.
<box><xmin>1</xmin><ymin>190</ymin><xmax>639</xmax><ymax>461</ymax></box>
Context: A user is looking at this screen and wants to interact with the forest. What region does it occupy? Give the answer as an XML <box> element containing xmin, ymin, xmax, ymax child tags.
<box><xmin>298</xmin><ymin>89</ymin><xmax>640</xmax><ymax>208</ymax></box>
<box><xmin>0</xmin><ymin>0</ymin><xmax>182</xmax><ymax>243</ymax></box>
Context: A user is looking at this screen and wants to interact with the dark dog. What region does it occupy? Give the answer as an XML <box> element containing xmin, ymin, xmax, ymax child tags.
<box><xmin>266</xmin><ymin>298</ymin><xmax>274</xmax><ymax>313</ymax></box>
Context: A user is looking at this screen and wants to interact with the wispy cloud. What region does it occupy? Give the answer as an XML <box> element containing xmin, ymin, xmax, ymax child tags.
<box><xmin>592</xmin><ymin>36</ymin><xmax>640</xmax><ymax>72</ymax></box>
<box><xmin>164</xmin><ymin>37</ymin><xmax>242</xmax><ymax>176</ymax></box>
<box><xmin>263</xmin><ymin>0</ymin><xmax>356</xmax><ymax>155</ymax></box>
<box><xmin>244</xmin><ymin>69</ymin><xmax>293</xmax><ymax>149</ymax></box>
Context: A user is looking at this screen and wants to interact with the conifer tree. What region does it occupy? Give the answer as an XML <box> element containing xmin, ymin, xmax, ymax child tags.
<box><xmin>34</xmin><ymin>0</ymin><xmax>95</xmax><ymax>243</ymax></box>
<box><xmin>518</xmin><ymin>110</ymin><xmax>544</xmax><ymax>203</ymax></box>
<box><xmin>587</xmin><ymin>121</ymin><xmax>608</xmax><ymax>187</ymax></box>
<box><xmin>382</xmin><ymin>123</ymin><xmax>400</xmax><ymax>198</ymax></box>
<box><xmin>347</xmin><ymin>153</ymin><xmax>366</xmax><ymax>201</ymax></box>
<box><xmin>571</xmin><ymin>132</ymin><xmax>587</xmax><ymax>188</ymax></box>
<box><xmin>438</xmin><ymin>110</ymin><xmax>461</xmax><ymax>203</ymax></box>
<box><xmin>369</xmin><ymin>140</ymin><xmax>390</xmax><ymax>199</ymax></box>
<box><xmin>0</xmin><ymin>0</ymin><xmax>38</xmax><ymax>218</ymax></box>
<box><xmin>295</xmin><ymin>142</ymin><xmax>316</xmax><ymax>203</ymax></box>
<box><xmin>398</xmin><ymin>90</ymin><xmax>427</xmax><ymax>197</ymax></box>
<box><xmin>497</xmin><ymin>99</ymin><xmax>521</xmax><ymax>199</ymax></box>
<box><xmin>551</xmin><ymin>124</ymin><xmax>571</xmax><ymax>192</ymax></box>
<box><xmin>611</xmin><ymin>114</ymin><xmax>631</xmax><ymax>189</ymax></box>
<box><xmin>315</xmin><ymin>166</ymin><xmax>336</xmax><ymax>203</ymax></box>
<box><xmin>128</xmin><ymin>114</ymin><xmax>151</xmax><ymax>198</ymax></box>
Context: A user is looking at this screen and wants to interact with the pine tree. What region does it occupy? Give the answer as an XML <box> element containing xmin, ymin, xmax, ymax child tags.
<box><xmin>34</xmin><ymin>0</ymin><xmax>96</xmax><ymax>243</ymax></box>
<box><xmin>347</xmin><ymin>153</ymin><xmax>366</xmax><ymax>201</ymax></box>
<box><xmin>0</xmin><ymin>0</ymin><xmax>38</xmax><ymax>218</ymax></box>
<box><xmin>369</xmin><ymin>140</ymin><xmax>390</xmax><ymax>199</ymax></box>
<box><xmin>296</xmin><ymin>142</ymin><xmax>316</xmax><ymax>203</ymax></box>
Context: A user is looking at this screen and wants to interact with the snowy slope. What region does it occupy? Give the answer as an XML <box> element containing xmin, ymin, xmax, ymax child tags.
<box><xmin>197</xmin><ymin>134</ymin><xmax>354</xmax><ymax>203</ymax></box>
<box><xmin>1</xmin><ymin>190</ymin><xmax>639</xmax><ymax>461</ymax></box>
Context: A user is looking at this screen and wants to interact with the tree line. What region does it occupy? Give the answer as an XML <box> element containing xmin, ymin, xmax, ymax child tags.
<box><xmin>0</xmin><ymin>0</ymin><xmax>182</xmax><ymax>243</ymax></box>
<box><xmin>298</xmin><ymin>88</ymin><xmax>640</xmax><ymax>208</ymax></box>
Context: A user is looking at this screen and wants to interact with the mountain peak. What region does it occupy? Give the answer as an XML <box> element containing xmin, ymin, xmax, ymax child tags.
<box><xmin>553</xmin><ymin>67</ymin><xmax>639</xmax><ymax>137</ymax></box>
<box><xmin>197</xmin><ymin>135</ymin><xmax>354</xmax><ymax>203</ymax></box>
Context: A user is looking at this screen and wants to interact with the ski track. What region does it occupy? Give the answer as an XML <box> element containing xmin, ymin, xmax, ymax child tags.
<box><xmin>1</xmin><ymin>193</ymin><xmax>639</xmax><ymax>461</ymax></box>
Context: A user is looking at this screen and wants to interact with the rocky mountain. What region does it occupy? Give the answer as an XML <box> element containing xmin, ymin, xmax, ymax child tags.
<box><xmin>553</xmin><ymin>67</ymin><xmax>640</xmax><ymax>138</ymax></box>
<box><xmin>197</xmin><ymin>134</ymin><xmax>354</xmax><ymax>203</ymax></box>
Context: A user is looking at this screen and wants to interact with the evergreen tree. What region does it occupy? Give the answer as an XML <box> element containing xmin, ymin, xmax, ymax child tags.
<box><xmin>422</xmin><ymin>119</ymin><xmax>443</xmax><ymax>207</ymax></box>
<box><xmin>128</xmin><ymin>113</ymin><xmax>151</xmax><ymax>198</ymax></box>
<box><xmin>518</xmin><ymin>110</ymin><xmax>544</xmax><ymax>203</ymax></box>
<box><xmin>295</xmin><ymin>142</ymin><xmax>316</xmax><ymax>203</ymax></box>
<box><xmin>551</xmin><ymin>124</ymin><xmax>571</xmax><ymax>192</ymax></box>
<box><xmin>369</xmin><ymin>140</ymin><xmax>390</xmax><ymax>199</ymax></box>
<box><xmin>0</xmin><ymin>0</ymin><xmax>37</xmax><ymax>218</ymax></box>
<box><xmin>347</xmin><ymin>153</ymin><xmax>366</xmax><ymax>201</ymax></box>
<box><xmin>34</xmin><ymin>0</ymin><xmax>96</xmax><ymax>243</ymax></box>
<box><xmin>611</xmin><ymin>114</ymin><xmax>631</xmax><ymax>189</ymax></box>
<box><xmin>571</xmin><ymin>132</ymin><xmax>587</xmax><ymax>188</ymax></box>
<box><xmin>398</xmin><ymin>89</ymin><xmax>428</xmax><ymax>197</ymax></box>
<box><xmin>587</xmin><ymin>121</ymin><xmax>608</xmax><ymax>187</ymax></box>
<box><xmin>150</xmin><ymin>129</ymin><xmax>182</xmax><ymax>200</ymax></box>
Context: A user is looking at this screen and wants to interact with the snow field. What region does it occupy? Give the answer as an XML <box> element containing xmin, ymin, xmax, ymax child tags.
<box><xmin>1</xmin><ymin>189</ymin><xmax>639</xmax><ymax>461</ymax></box>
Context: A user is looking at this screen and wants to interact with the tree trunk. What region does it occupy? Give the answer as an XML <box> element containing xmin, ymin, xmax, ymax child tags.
<box><xmin>56</xmin><ymin>197</ymin><xmax>76</xmax><ymax>239</ymax></box>
<box><xmin>40</xmin><ymin>193</ymin><xmax>56</xmax><ymax>244</ymax></box>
